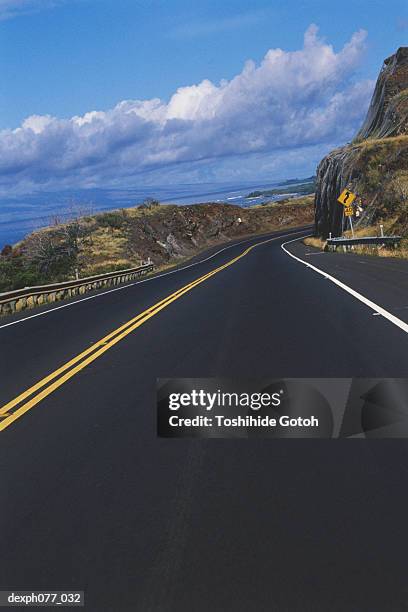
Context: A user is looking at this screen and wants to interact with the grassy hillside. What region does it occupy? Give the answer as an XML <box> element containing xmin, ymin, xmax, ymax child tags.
<box><xmin>0</xmin><ymin>196</ymin><xmax>314</xmax><ymax>292</ymax></box>
<box><xmin>315</xmin><ymin>133</ymin><xmax>408</xmax><ymax>238</ymax></box>
<box><xmin>342</xmin><ymin>135</ymin><xmax>408</xmax><ymax>235</ymax></box>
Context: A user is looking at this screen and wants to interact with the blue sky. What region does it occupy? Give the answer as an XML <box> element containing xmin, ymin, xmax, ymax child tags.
<box><xmin>0</xmin><ymin>0</ymin><xmax>406</xmax><ymax>195</ymax></box>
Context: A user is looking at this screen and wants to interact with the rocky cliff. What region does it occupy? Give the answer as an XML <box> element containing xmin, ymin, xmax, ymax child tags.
<box><xmin>315</xmin><ymin>47</ymin><xmax>408</xmax><ymax>237</ymax></box>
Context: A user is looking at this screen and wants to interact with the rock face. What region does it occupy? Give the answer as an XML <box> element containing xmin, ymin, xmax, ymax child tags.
<box><xmin>315</xmin><ymin>47</ymin><xmax>408</xmax><ymax>237</ymax></box>
<box><xmin>103</xmin><ymin>201</ymin><xmax>314</xmax><ymax>269</ymax></box>
<box><xmin>314</xmin><ymin>147</ymin><xmax>359</xmax><ymax>237</ymax></box>
<box><xmin>356</xmin><ymin>47</ymin><xmax>408</xmax><ymax>140</ymax></box>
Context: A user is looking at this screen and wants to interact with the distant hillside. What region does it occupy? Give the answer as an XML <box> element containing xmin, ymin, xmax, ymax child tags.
<box><xmin>246</xmin><ymin>177</ymin><xmax>316</xmax><ymax>199</ymax></box>
<box><xmin>315</xmin><ymin>47</ymin><xmax>408</xmax><ymax>238</ymax></box>
<box><xmin>0</xmin><ymin>197</ymin><xmax>314</xmax><ymax>292</ymax></box>
<box><xmin>279</xmin><ymin>176</ymin><xmax>316</xmax><ymax>186</ymax></box>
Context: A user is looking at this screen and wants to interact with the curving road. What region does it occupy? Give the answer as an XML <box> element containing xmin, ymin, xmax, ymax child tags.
<box><xmin>2</xmin><ymin>225</ymin><xmax>408</xmax><ymax>611</ymax></box>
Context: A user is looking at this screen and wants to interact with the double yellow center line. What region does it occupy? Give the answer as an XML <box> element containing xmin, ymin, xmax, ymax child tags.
<box><xmin>0</xmin><ymin>233</ymin><xmax>288</xmax><ymax>432</ymax></box>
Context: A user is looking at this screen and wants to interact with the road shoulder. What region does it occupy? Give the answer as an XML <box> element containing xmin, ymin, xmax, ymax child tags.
<box><xmin>283</xmin><ymin>237</ymin><xmax>408</xmax><ymax>327</ymax></box>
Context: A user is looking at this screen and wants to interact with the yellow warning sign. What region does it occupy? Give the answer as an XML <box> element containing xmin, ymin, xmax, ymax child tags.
<box><xmin>338</xmin><ymin>189</ymin><xmax>356</xmax><ymax>206</ymax></box>
<box><xmin>344</xmin><ymin>205</ymin><xmax>354</xmax><ymax>217</ymax></box>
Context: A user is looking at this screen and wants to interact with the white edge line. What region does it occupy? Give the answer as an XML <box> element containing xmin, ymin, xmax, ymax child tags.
<box><xmin>0</xmin><ymin>227</ymin><xmax>310</xmax><ymax>331</ymax></box>
<box><xmin>281</xmin><ymin>235</ymin><xmax>408</xmax><ymax>336</ymax></box>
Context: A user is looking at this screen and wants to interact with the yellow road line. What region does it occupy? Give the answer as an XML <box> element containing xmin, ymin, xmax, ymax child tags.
<box><xmin>0</xmin><ymin>262</ymin><xmax>222</xmax><ymax>416</ymax></box>
<box><xmin>0</xmin><ymin>233</ymin><xmax>283</xmax><ymax>432</ymax></box>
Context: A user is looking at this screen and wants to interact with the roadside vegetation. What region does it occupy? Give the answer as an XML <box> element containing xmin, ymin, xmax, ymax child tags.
<box><xmin>0</xmin><ymin>196</ymin><xmax>314</xmax><ymax>293</ymax></box>
<box><xmin>328</xmin><ymin>136</ymin><xmax>408</xmax><ymax>236</ymax></box>
<box><xmin>349</xmin><ymin>244</ymin><xmax>408</xmax><ymax>258</ymax></box>
<box><xmin>310</xmin><ymin>133</ymin><xmax>408</xmax><ymax>259</ymax></box>
<box><xmin>303</xmin><ymin>237</ymin><xmax>326</xmax><ymax>249</ymax></box>
<box><xmin>342</xmin><ymin>223</ymin><xmax>408</xmax><ymax>258</ymax></box>
<box><xmin>303</xmin><ymin>220</ymin><xmax>408</xmax><ymax>259</ymax></box>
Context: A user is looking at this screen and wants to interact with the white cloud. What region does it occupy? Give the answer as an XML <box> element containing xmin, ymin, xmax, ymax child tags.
<box><xmin>0</xmin><ymin>25</ymin><xmax>374</xmax><ymax>194</ymax></box>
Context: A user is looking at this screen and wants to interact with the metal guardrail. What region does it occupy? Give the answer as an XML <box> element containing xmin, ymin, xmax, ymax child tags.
<box><xmin>327</xmin><ymin>236</ymin><xmax>401</xmax><ymax>251</ymax></box>
<box><xmin>0</xmin><ymin>263</ymin><xmax>154</xmax><ymax>316</ymax></box>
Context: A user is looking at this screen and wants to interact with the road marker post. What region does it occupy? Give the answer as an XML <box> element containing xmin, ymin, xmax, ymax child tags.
<box><xmin>349</xmin><ymin>215</ymin><xmax>355</xmax><ymax>238</ymax></box>
<box><xmin>344</xmin><ymin>206</ymin><xmax>355</xmax><ymax>237</ymax></box>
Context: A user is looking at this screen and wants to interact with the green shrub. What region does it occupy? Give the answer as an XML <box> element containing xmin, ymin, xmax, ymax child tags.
<box><xmin>97</xmin><ymin>211</ymin><xmax>126</xmax><ymax>229</ymax></box>
<box><xmin>0</xmin><ymin>253</ymin><xmax>44</xmax><ymax>292</ymax></box>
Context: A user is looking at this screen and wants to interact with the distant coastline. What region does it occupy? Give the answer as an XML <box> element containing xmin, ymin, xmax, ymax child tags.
<box><xmin>245</xmin><ymin>176</ymin><xmax>316</xmax><ymax>199</ymax></box>
<box><xmin>0</xmin><ymin>176</ymin><xmax>316</xmax><ymax>249</ymax></box>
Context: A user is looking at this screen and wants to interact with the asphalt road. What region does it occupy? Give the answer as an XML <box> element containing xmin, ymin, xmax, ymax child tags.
<box><xmin>2</xmin><ymin>226</ymin><xmax>408</xmax><ymax>611</ymax></box>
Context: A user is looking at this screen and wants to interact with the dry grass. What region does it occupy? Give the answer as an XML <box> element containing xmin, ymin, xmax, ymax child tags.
<box><xmin>303</xmin><ymin>237</ymin><xmax>326</xmax><ymax>249</ymax></box>
<box><xmin>350</xmin><ymin>245</ymin><xmax>408</xmax><ymax>259</ymax></box>
<box><xmin>333</xmin><ymin>222</ymin><xmax>408</xmax><ymax>259</ymax></box>
<box><xmin>252</xmin><ymin>194</ymin><xmax>314</xmax><ymax>209</ymax></box>
<box><xmin>343</xmin><ymin>223</ymin><xmax>397</xmax><ymax>239</ymax></box>
<box><xmin>343</xmin><ymin>226</ymin><xmax>376</xmax><ymax>239</ymax></box>
<box><xmin>124</xmin><ymin>204</ymin><xmax>175</xmax><ymax>218</ymax></box>
<box><xmin>303</xmin><ymin>224</ymin><xmax>408</xmax><ymax>259</ymax></box>
<box><xmin>352</xmin><ymin>134</ymin><xmax>408</xmax><ymax>149</ymax></box>
<box><xmin>80</xmin><ymin>227</ymin><xmax>136</xmax><ymax>275</ymax></box>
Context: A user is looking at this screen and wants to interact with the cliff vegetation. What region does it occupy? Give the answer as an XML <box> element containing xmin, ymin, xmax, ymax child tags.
<box><xmin>0</xmin><ymin>196</ymin><xmax>313</xmax><ymax>292</ymax></box>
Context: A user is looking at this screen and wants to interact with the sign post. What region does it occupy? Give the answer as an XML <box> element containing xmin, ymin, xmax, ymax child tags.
<box><xmin>349</xmin><ymin>215</ymin><xmax>355</xmax><ymax>237</ymax></box>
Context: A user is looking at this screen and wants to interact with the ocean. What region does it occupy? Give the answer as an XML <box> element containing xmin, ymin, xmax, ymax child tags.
<box><xmin>0</xmin><ymin>180</ymin><xmax>302</xmax><ymax>249</ymax></box>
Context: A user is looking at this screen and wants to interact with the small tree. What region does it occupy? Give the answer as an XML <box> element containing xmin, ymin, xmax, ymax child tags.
<box><xmin>23</xmin><ymin>219</ymin><xmax>89</xmax><ymax>281</ymax></box>
<box><xmin>392</xmin><ymin>175</ymin><xmax>408</xmax><ymax>205</ymax></box>
<box><xmin>139</xmin><ymin>197</ymin><xmax>160</xmax><ymax>209</ymax></box>
<box><xmin>1</xmin><ymin>244</ymin><xmax>12</xmax><ymax>257</ymax></box>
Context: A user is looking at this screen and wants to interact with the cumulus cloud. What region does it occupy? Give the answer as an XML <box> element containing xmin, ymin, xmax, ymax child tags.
<box><xmin>0</xmin><ymin>25</ymin><xmax>374</xmax><ymax>194</ymax></box>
